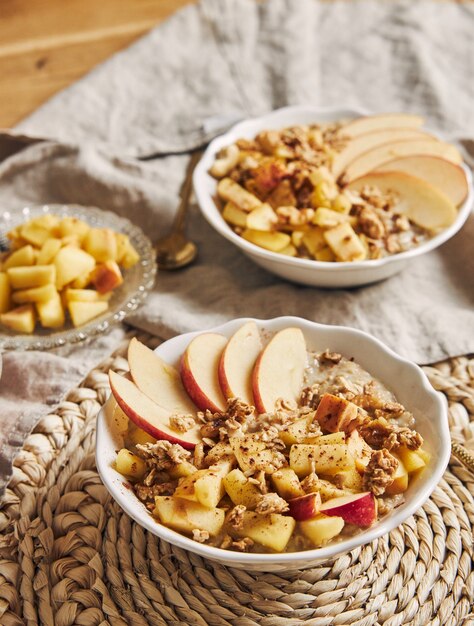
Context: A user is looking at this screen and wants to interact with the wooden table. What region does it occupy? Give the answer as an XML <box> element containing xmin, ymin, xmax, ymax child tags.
<box><xmin>0</xmin><ymin>0</ymin><xmax>194</xmax><ymax>128</ymax></box>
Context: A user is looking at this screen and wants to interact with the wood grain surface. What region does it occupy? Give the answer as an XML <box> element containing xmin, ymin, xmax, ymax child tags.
<box><xmin>0</xmin><ymin>0</ymin><xmax>194</xmax><ymax>128</ymax></box>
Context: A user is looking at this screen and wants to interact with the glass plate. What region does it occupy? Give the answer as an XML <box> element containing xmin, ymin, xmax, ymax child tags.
<box><xmin>0</xmin><ymin>204</ymin><xmax>157</xmax><ymax>350</ymax></box>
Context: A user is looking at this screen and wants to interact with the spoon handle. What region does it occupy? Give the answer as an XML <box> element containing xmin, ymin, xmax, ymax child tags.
<box><xmin>173</xmin><ymin>150</ymin><xmax>202</xmax><ymax>234</ymax></box>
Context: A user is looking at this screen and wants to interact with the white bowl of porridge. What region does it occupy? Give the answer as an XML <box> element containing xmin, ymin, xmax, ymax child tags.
<box><xmin>96</xmin><ymin>317</ymin><xmax>449</xmax><ymax>571</ymax></box>
<box><xmin>193</xmin><ymin>106</ymin><xmax>473</xmax><ymax>287</ymax></box>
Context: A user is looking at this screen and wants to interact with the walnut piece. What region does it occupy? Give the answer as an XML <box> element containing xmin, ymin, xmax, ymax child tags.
<box><xmin>169</xmin><ymin>414</ymin><xmax>195</xmax><ymax>433</ymax></box>
<box><xmin>363</xmin><ymin>449</ymin><xmax>398</xmax><ymax>496</ymax></box>
<box><xmin>136</xmin><ymin>440</ymin><xmax>191</xmax><ymax>470</ymax></box>
<box><xmin>226</xmin><ymin>505</ymin><xmax>246</xmax><ymax>530</ymax></box>
<box><xmin>192</xmin><ymin>529</ymin><xmax>210</xmax><ymax>543</ymax></box>
<box><xmin>255</xmin><ymin>492</ymin><xmax>289</xmax><ymax>515</ymax></box>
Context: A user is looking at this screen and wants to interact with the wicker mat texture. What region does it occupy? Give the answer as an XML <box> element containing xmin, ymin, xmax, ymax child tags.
<box><xmin>0</xmin><ymin>331</ymin><xmax>473</xmax><ymax>626</ymax></box>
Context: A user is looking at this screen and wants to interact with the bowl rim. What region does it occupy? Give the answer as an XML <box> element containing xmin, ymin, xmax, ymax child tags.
<box><xmin>96</xmin><ymin>315</ymin><xmax>451</xmax><ymax>567</ymax></box>
<box><xmin>193</xmin><ymin>104</ymin><xmax>473</xmax><ymax>274</ymax></box>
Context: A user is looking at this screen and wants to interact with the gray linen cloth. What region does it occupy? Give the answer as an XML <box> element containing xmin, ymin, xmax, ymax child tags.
<box><xmin>1</xmin><ymin>0</ymin><xmax>473</xmax><ymax>492</ymax></box>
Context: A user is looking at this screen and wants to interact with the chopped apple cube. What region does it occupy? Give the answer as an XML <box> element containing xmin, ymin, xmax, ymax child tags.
<box><xmin>314</xmin><ymin>247</ymin><xmax>336</xmax><ymax>262</ymax></box>
<box><xmin>68</xmin><ymin>300</ymin><xmax>108</xmax><ymax>327</ymax></box>
<box><xmin>279</xmin><ymin>243</ymin><xmax>297</xmax><ymax>257</ymax></box>
<box><xmin>246</xmin><ymin>204</ymin><xmax>278</xmax><ymax>231</ymax></box>
<box><xmin>115</xmin><ymin>448</ymin><xmax>146</xmax><ymax>480</ymax></box>
<box><xmin>168</xmin><ymin>461</ymin><xmax>198</xmax><ymax>479</ymax></box>
<box><xmin>58</xmin><ymin>217</ymin><xmax>90</xmax><ymax>242</ymax></box>
<box><xmin>242</xmin><ymin>229</ymin><xmax>291</xmax><ymax>252</ymax></box>
<box><xmin>303</xmin><ymin>477</ymin><xmax>350</xmax><ymax>501</ymax></box>
<box><xmin>223</xmin><ymin>468</ymin><xmax>262</xmax><ymax>509</ymax></box>
<box><xmin>36</xmin><ymin>238</ymin><xmax>62</xmax><ymax>265</ymax></box>
<box><xmin>0</xmin><ymin>272</ymin><xmax>11</xmax><ymax>313</ymax></box>
<box><xmin>20</xmin><ymin>222</ymin><xmax>50</xmax><ymax>247</ymax></box>
<box><xmin>385</xmin><ymin>456</ymin><xmax>409</xmax><ymax>495</ymax></box>
<box><xmin>217</xmin><ymin>178</ymin><xmax>261</xmax><ymax>212</ymax></box>
<box><xmin>279</xmin><ymin>417</ymin><xmax>311</xmax><ymax>445</ymax></box>
<box><xmin>305</xmin><ymin>432</ymin><xmax>346</xmax><ymax>445</ymax></box>
<box><xmin>271</xmin><ymin>467</ymin><xmax>305</xmax><ymax>499</ymax></box>
<box><xmin>312</xmin><ymin>207</ymin><xmax>350</xmax><ymax>228</ymax></box>
<box><xmin>154</xmin><ymin>496</ymin><xmax>225</xmax><ymax>536</ymax></box>
<box><xmin>121</xmin><ymin>243</ymin><xmax>140</xmax><ymax>269</ymax></box>
<box><xmin>299</xmin><ymin>515</ymin><xmax>344</xmax><ymax>546</ymax></box>
<box><xmin>32</xmin><ymin>214</ymin><xmax>61</xmax><ymax>232</ymax></box>
<box><xmin>64</xmin><ymin>288</ymin><xmax>109</xmax><ymax>302</ymax></box>
<box><xmin>291</xmin><ymin>231</ymin><xmax>305</xmax><ymax>247</ymax></box>
<box><xmin>301</xmin><ymin>228</ymin><xmax>326</xmax><ymax>257</ymax></box>
<box><xmin>222</xmin><ymin>202</ymin><xmax>248</xmax><ymax>228</ymax></box>
<box><xmin>231</xmin><ymin>435</ymin><xmax>276</xmax><ymax>473</ymax></box>
<box><xmin>70</xmin><ymin>273</ymin><xmax>92</xmax><ymax>289</ymax></box>
<box><xmin>7</xmin><ymin>265</ymin><xmax>56</xmax><ymax>289</ymax></box>
<box><xmin>289</xmin><ymin>443</ymin><xmax>355</xmax><ymax>478</ymax></box>
<box><xmin>315</xmin><ymin>393</ymin><xmax>359</xmax><ymax>433</ymax></box>
<box><xmin>83</xmin><ymin>228</ymin><xmax>117</xmax><ymax>262</ymax></box>
<box><xmin>3</xmin><ymin>245</ymin><xmax>35</xmax><ymax>270</ymax></box>
<box><xmin>333</xmin><ymin>467</ymin><xmax>363</xmax><ymax>491</ymax></box>
<box><xmin>115</xmin><ymin>233</ymin><xmax>140</xmax><ymax>268</ymax></box>
<box><xmin>174</xmin><ymin>462</ymin><xmax>230</xmax><ymax>509</ymax></box>
<box><xmin>12</xmin><ymin>283</ymin><xmax>57</xmax><ymax>304</ymax></box>
<box><xmin>90</xmin><ymin>261</ymin><xmax>123</xmax><ymax>294</ymax></box>
<box><xmin>0</xmin><ymin>304</ymin><xmax>36</xmax><ymax>333</ymax></box>
<box><xmin>397</xmin><ymin>447</ymin><xmax>426</xmax><ymax>473</ymax></box>
<box><xmin>323</xmin><ymin>223</ymin><xmax>367</xmax><ymax>262</ymax></box>
<box><xmin>36</xmin><ymin>293</ymin><xmax>65</xmax><ymax>328</ymax></box>
<box><xmin>416</xmin><ymin>447</ymin><xmax>431</xmax><ymax>465</ymax></box>
<box><xmin>232</xmin><ymin>511</ymin><xmax>295</xmax><ymax>552</ymax></box>
<box><xmin>54</xmin><ymin>246</ymin><xmax>96</xmax><ymax>289</ymax></box>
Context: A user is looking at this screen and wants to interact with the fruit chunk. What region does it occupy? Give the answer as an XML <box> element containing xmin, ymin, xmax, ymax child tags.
<box><xmin>64</xmin><ymin>288</ymin><xmax>108</xmax><ymax>302</ymax></box>
<box><xmin>68</xmin><ymin>300</ymin><xmax>108</xmax><ymax>327</ymax></box>
<box><xmin>168</xmin><ymin>461</ymin><xmax>198</xmax><ymax>479</ymax></box>
<box><xmin>320</xmin><ymin>492</ymin><xmax>377</xmax><ymax>527</ymax></box>
<box><xmin>333</xmin><ymin>467</ymin><xmax>363</xmax><ymax>491</ymax></box>
<box><xmin>174</xmin><ymin>462</ymin><xmax>231</xmax><ymax>509</ymax></box>
<box><xmin>230</xmin><ymin>435</ymin><xmax>276</xmax><ymax>473</ymax></box>
<box><xmin>58</xmin><ymin>217</ymin><xmax>90</xmax><ymax>242</ymax></box>
<box><xmin>232</xmin><ymin>511</ymin><xmax>295</xmax><ymax>552</ymax></box>
<box><xmin>3</xmin><ymin>245</ymin><xmax>35</xmax><ymax>270</ymax></box>
<box><xmin>323</xmin><ymin>223</ymin><xmax>366</xmax><ymax>262</ymax></box>
<box><xmin>332</xmin><ymin>128</ymin><xmax>433</xmax><ymax>177</ymax></box>
<box><xmin>36</xmin><ymin>293</ymin><xmax>65</xmax><ymax>328</ymax></box>
<box><xmin>20</xmin><ymin>222</ymin><xmax>51</xmax><ymax>247</ymax></box>
<box><xmin>289</xmin><ymin>444</ymin><xmax>355</xmax><ymax>478</ymax></box>
<box><xmin>83</xmin><ymin>228</ymin><xmax>117</xmax><ymax>262</ymax></box>
<box><xmin>374</xmin><ymin>155</ymin><xmax>468</xmax><ymax>207</ymax></box>
<box><xmin>306</xmin><ymin>432</ymin><xmax>346</xmax><ymax>445</ymax></box>
<box><xmin>128</xmin><ymin>338</ymin><xmax>197</xmax><ymax>414</ymax></box>
<box><xmin>242</xmin><ymin>229</ymin><xmax>291</xmax><ymax>252</ymax></box>
<box><xmin>0</xmin><ymin>304</ymin><xmax>36</xmax><ymax>333</ymax></box>
<box><xmin>301</xmin><ymin>228</ymin><xmax>326</xmax><ymax>257</ymax></box>
<box><xmin>0</xmin><ymin>273</ymin><xmax>11</xmax><ymax>313</ymax></box>
<box><xmin>180</xmin><ymin>333</ymin><xmax>228</xmax><ymax>412</ymax></box>
<box><xmin>108</xmin><ymin>370</ymin><xmax>201</xmax><ymax>449</ymax></box>
<box><xmin>7</xmin><ymin>265</ymin><xmax>55</xmax><ymax>289</ymax></box>
<box><xmin>223</xmin><ymin>468</ymin><xmax>262</xmax><ymax>509</ymax></box>
<box><xmin>312</xmin><ymin>208</ymin><xmax>351</xmax><ymax>228</ymax></box>
<box><xmin>54</xmin><ymin>246</ymin><xmax>96</xmax><ymax>289</ymax></box>
<box><xmin>385</xmin><ymin>456</ymin><xmax>409</xmax><ymax>495</ymax></box>
<box><xmin>252</xmin><ymin>327</ymin><xmax>307</xmax><ymax>414</ymax></box>
<box><xmin>246</xmin><ymin>204</ymin><xmax>278</xmax><ymax>231</ymax></box>
<box><xmin>115</xmin><ymin>448</ymin><xmax>146</xmax><ymax>479</ymax></box>
<box><xmin>397</xmin><ymin>447</ymin><xmax>426</xmax><ymax>473</ymax></box>
<box><xmin>342</xmin><ymin>114</ymin><xmax>424</xmax><ymax>138</ymax></box>
<box><xmin>303</xmin><ymin>477</ymin><xmax>350</xmax><ymax>501</ymax></box>
<box><xmin>288</xmin><ymin>492</ymin><xmax>322</xmax><ymax>521</ymax></box>
<box><xmin>315</xmin><ymin>394</ymin><xmax>359</xmax><ymax>433</ymax></box>
<box><xmin>90</xmin><ymin>261</ymin><xmax>123</xmax><ymax>294</ymax></box>
<box><xmin>279</xmin><ymin>416</ymin><xmax>312</xmax><ymax>445</ymax></box>
<box><xmin>346</xmin><ymin>171</ymin><xmax>457</xmax><ymax>231</ymax></box>
<box><xmin>36</xmin><ymin>238</ymin><xmax>62</xmax><ymax>265</ymax></box>
<box><xmin>299</xmin><ymin>515</ymin><xmax>345</xmax><ymax>546</ymax></box>
<box><xmin>343</xmin><ymin>140</ymin><xmax>462</xmax><ymax>183</ymax></box>
<box><xmin>217</xmin><ymin>178</ymin><xmax>261</xmax><ymax>211</ymax></box>
<box><xmin>271</xmin><ymin>467</ymin><xmax>305</xmax><ymax>499</ymax></box>
<box><xmin>154</xmin><ymin>496</ymin><xmax>225</xmax><ymax>536</ymax></box>
<box><xmin>218</xmin><ymin>321</ymin><xmax>262</xmax><ymax>405</ymax></box>
<box><xmin>222</xmin><ymin>202</ymin><xmax>248</xmax><ymax>228</ymax></box>
<box><xmin>12</xmin><ymin>283</ymin><xmax>57</xmax><ymax>304</ymax></box>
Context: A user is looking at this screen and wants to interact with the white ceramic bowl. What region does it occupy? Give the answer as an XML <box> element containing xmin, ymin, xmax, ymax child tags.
<box><xmin>193</xmin><ymin>106</ymin><xmax>473</xmax><ymax>288</ymax></box>
<box><xmin>96</xmin><ymin>316</ymin><xmax>450</xmax><ymax>572</ymax></box>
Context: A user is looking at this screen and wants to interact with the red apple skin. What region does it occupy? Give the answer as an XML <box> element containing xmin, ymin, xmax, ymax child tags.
<box><xmin>251</xmin><ymin>352</ymin><xmax>266</xmax><ymax>415</ymax></box>
<box><xmin>320</xmin><ymin>492</ymin><xmax>377</xmax><ymax>527</ymax></box>
<box><xmin>109</xmin><ymin>371</ymin><xmax>199</xmax><ymax>450</ymax></box>
<box><xmin>180</xmin><ymin>351</ymin><xmax>223</xmax><ymax>413</ymax></box>
<box><xmin>288</xmin><ymin>492</ymin><xmax>322</xmax><ymax>521</ymax></box>
<box><xmin>218</xmin><ymin>356</ymin><xmax>232</xmax><ymax>399</ymax></box>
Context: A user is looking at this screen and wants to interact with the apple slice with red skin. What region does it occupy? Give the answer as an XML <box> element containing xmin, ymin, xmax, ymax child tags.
<box><xmin>128</xmin><ymin>338</ymin><xmax>197</xmax><ymax>414</ymax></box>
<box><xmin>288</xmin><ymin>492</ymin><xmax>322</xmax><ymax>521</ymax></box>
<box><xmin>108</xmin><ymin>370</ymin><xmax>201</xmax><ymax>450</ymax></box>
<box><xmin>320</xmin><ymin>492</ymin><xmax>377</xmax><ymax>527</ymax></box>
<box><xmin>218</xmin><ymin>321</ymin><xmax>262</xmax><ymax>405</ymax></box>
<box><xmin>180</xmin><ymin>333</ymin><xmax>228</xmax><ymax>412</ymax></box>
<box><xmin>342</xmin><ymin>113</ymin><xmax>424</xmax><ymax>138</ymax></box>
<box><xmin>252</xmin><ymin>327</ymin><xmax>307</xmax><ymax>414</ymax></box>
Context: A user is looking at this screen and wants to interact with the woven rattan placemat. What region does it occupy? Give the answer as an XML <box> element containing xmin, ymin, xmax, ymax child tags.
<box><xmin>0</xmin><ymin>331</ymin><xmax>473</xmax><ymax>626</ymax></box>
